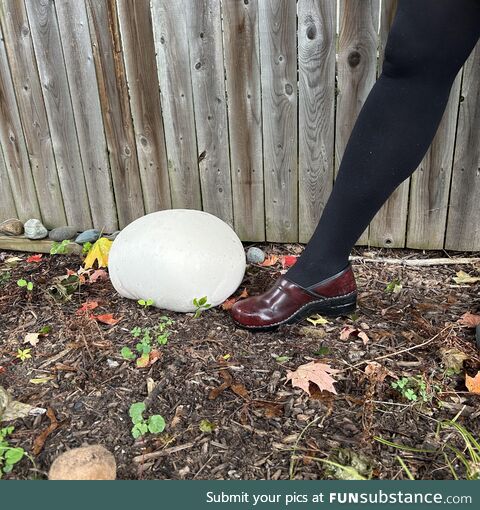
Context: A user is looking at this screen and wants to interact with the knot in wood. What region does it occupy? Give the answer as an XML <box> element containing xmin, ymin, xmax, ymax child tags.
<box><xmin>348</xmin><ymin>50</ymin><xmax>361</xmax><ymax>68</ymax></box>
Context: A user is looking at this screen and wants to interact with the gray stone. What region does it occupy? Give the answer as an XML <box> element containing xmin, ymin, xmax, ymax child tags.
<box><xmin>106</xmin><ymin>230</ymin><xmax>120</xmax><ymax>241</ymax></box>
<box><xmin>24</xmin><ymin>219</ymin><xmax>48</xmax><ymax>240</ymax></box>
<box><xmin>48</xmin><ymin>226</ymin><xmax>78</xmax><ymax>242</ymax></box>
<box><xmin>246</xmin><ymin>246</ymin><xmax>265</xmax><ymax>264</ymax></box>
<box><xmin>0</xmin><ymin>218</ymin><xmax>24</xmax><ymax>236</ymax></box>
<box><xmin>75</xmin><ymin>229</ymin><xmax>100</xmax><ymax>244</ymax></box>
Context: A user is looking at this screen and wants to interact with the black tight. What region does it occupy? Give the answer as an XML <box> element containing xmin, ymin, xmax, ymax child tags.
<box><xmin>286</xmin><ymin>0</ymin><xmax>480</xmax><ymax>287</ymax></box>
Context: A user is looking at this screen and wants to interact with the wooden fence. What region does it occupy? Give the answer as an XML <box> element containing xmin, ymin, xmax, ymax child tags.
<box><xmin>0</xmin><ymin>0</ymin><xmax>479</xmax><ymax>250</ymax></box>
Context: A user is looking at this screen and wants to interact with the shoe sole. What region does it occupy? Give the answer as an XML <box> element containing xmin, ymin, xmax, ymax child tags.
<box><xmin>231</xmin><ymin>292</ymin><xmax>357</xmax><ymax>331</ymax></box>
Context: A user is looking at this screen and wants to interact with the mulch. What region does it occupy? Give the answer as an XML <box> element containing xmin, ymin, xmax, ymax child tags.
<box><xmin>1</xmin><ymin>243</ymin><xmax>479</xmax><ymax>480</ymax></box>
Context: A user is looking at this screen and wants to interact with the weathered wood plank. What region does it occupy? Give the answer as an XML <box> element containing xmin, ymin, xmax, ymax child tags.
<box><xmin>298</xmin><ymin>0</ymin><xmax>336</xmax><ymax>243</ymax></box>
<box><xmin>0</xmin><ymin>21</ymin><xmax>40</xmax><ymax>221</ymax></box>
<box><xmin>54</xmin><ymin>0</ymin><xmax>117</xmax><ymax>232</ymax></box>
<box><xmin>368</xmin><ymin>0</ymin><xmax>410</xmax><ymax>248</ymax></box>
<box><xmin>336</xmin><ymin>0</ymin><xmax>379</xmax><ymax>247</ymax></box>
<box><xmin>116</xmin><ymin>0</ymin><xmax>171</xmax><ymax>213</ymax></box>
<box><xmin>221</xmin><ymin>0</ymin><xmax>264</xmax><ymax>241</ymax></box>
<box><xmin>445</xmin><ymin>42</ymin><xmax>480</xmax><ymax>251</ymax></box>
<box><xmin>259</xmin><ymin>0</ymin><xmax>297</xmax><ymax>242</ymax></box>
<box><xmin>0</xmin><ymin>145</ymin><xmax>17</xmax><ymax>220</ymax></box>
<box><xmin>150</xmin><ymin>0</ymin><xmax>201</xmax><ymax>211</ymax></box>
<box><xmin>0</xmin><ymin>0</ymin><xmax>66</xmax><ymax>228</ymax></box>
<box><xmin>25</xmin><ymin>0</ymin><xmax>92</xmax><ymax>230</ymax></box>
<box><xmin>85</xmin><ymin>0</ymin><xmax>145</xmax><ymax>228</ymax></box>
<box><xmin>185</xmin><ymin>0</ymin><xmax>233</xmax><ymax>226</ymax></box>
<box><xmin>0</xmin><ymin>235</ymin><xmax>81</xmax><ymax>255</ymax></box>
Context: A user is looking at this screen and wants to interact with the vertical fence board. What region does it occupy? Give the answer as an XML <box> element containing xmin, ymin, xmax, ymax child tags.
<box><xmin>259</xmin><ymin>0</ymin><xmax>297</xmax><ymax>242</ymax></box>
<box><xmin>116</xmin><ymin>0</ymin><xmax>171</xmax><ymax>214</ymax></box>
<box><xmin>445</xmin><ymin>45</ymin><xmax>480</xmax><ymax>250</ymax></box>
<box><xmin>0</xmin><ymin>22</ymin><xmax>40</xmax><ymax>221</ymax></box>
<box><xmin>54</xmin><ymin>0</ymin><xmax>117</xmax><ymax>232</ymax></box>
<box><xmin>86</xmin><ymin>0</ymin><xmax>145</xmax><ymax>228</ymax></box>
<box><xmin>0</xmin><ymin>0</ymin><xmax>66</xmax><ymax>228</ymax></box>
<box><xmin>0</xmin><ymin>145</ymin><xmax>16</xmax><ymax>220</ymax></box>
<box><xmin>150</xmin><ymin>0</ymin><xmax>201</xmax><ymax>211</ymax></box>
<box><xmin>186</xmin><ymin>0</ymin><xmax>233</xmax><ymax>226</ymax></box>
<box><xmin>222</xmin><ymin>0</ymin><xmax>264</xmax><ymax>241</ymax></box>
<box><xmin>25</xmin><ymin>0</ymin><xmax>92</xmax><ymax>230</ymax></box>
<box><xmin>298</xmin><ymin>0</ymin><xmax>336</xmax><ymax>243</ymax></box>
<box><xmin>336</xmin><ymin>0</ymin><xmax>379</xmax><ymax>247</ymax></box>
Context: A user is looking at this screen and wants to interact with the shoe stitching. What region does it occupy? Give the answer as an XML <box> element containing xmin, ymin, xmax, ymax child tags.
<box><xmin>233</xmin><ymin>290</ymin><xmax>357</xmax><ymax>329</ymax></box>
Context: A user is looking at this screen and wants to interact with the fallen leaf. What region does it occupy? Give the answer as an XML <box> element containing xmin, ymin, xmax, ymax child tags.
<box><xmin>280</xmin><ymin>255</ymin><xmax>298</xmax><ymax>269</ymax></box>
<box><xmin>89</xmin><ymin>269</ymin><xmax>109</xmax><ymax>283</ymax></box>
<box><xmin>76</xmin><ymin>301</ymin><xmax>99</xmax><ymax>314</ymax></box>
<box><xmin>440</xmin><ymin>348</ymin><xmax>469</xmax><ymax>373</ymax></box>
<box><xmin>306</xmin><ymin>314</ymin><xmax>330</xmax><ymax>326</ymax></box>
<box><xmin>231</xmin><ymin>383</ymin><xmax>250</xmax><ymax>400</ymax></box>
<box><xmin>83</xmin><ymin>237</ymin><xmax>112</xmax><ymax>269</ymax></box>
<box><xmin>209</xmin><ymin>369</ymin><xmax>233</xmax><ymax>400</ymax></box>
<box><xmin>94</xmin><ymin>313</ymin><xmax>120</xmax><ymax>325</ymax></box>
<box><xmin>453</xmin><ymin>271</ymin><xmax>480</xmax><ymax>284</ymax></box>
<box><xmin>259</xmin><ymin>254</ymin><xmax>279</xmax><ymax>267</ymax></box>
<box><xmin>4</xmin><ymin>257</ymin><xmax>22</xmax><ymax>266</ymax></box>
<box><xmin>458</xmin><ymin>312</ymin><xmax>480</xmax><ymax>328</ymax></box>
<box><xmin>465</xmin><ymin>372</ymin><xmax>480</xmax><ymax>394</ymax></box>
<box><xmin>32</xmin><ymin>408</ymin><xmax>59</xmax><ymax>455</ymax></box>
<box><xmin>286</xmin><ymin>361</ymin><xmax>340</xmax><ymax>395</ymax></box>
<box><xmin>24</xmin><ymin>333</ymin><xmax>40</xmax><ymax>346</ymax></box>
<box><xmin>29</xmin><ymin>377</ymin><xmax>54</xmax><ymax>384</ymax></box>
<box><xmin>340</xmin><ymin>326</ymin><xmax>369</xmax><ymax>344</ymax></box>
<box><xmin>363</xmin><ymin>362</ymin><xmax>394</xmax><ymax>385</ymax></box>
<box><xmin>136</xmin><ymin>350</ymin><xmax>162</xmax><ymax>368</ymax></box>
<box><xmin>1</xmin><ymin>386</ymin><xmax>46</xmax><ymax>422</ymax></box>
<box><xmin>26</xmin><ymin>254</ymin><xmax>43</xmax><ymax>263</ymax></box>
<box><xmin>221</xmin><ymin>288</ymin><xmax>248</xmax><ymax>310</ymax></box>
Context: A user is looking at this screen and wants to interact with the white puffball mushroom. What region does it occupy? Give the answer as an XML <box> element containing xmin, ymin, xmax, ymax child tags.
<box><xmin>48</xmin><ymin>445</ymin><xmax>116</xmax><ymax>480</ymax></box>
<box><xmin>109</xmin><ymin>209</ymin><xmax>246</xmax><ymax>312</ymax></box>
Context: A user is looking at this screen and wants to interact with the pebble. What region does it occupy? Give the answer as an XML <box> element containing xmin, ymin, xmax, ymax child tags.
<box><xmin>48</xmin><ymin>226</ymin><xmax>78</xmax><ymax>242</ymax></box>
<box><xmin>75</xmin><ymin>229</ymin><xmax>100</xmax><ymax>244</ymax></box>
<box><xmin>107</xmin><ymin>359</ymin><xmax>119</xmax><ymax>369</ymax></box>
<box><xmin>0</xmin><ymin>218</ymin><xmax>24</xmax><ymax>236</ymax></box>
<box><xmin>48</xmin><ymin>445</ymin><xmax>116</xmax><ymax>480</ymax></box>
<box><xmin>247</xmin><ymin>246</ymin><xmax>265</xmax><ymax>264</ymax></box>
<box><xmin>24</xmin><ymin>219</ymin><xmax>48</xmax><ymax>240</ymax></box>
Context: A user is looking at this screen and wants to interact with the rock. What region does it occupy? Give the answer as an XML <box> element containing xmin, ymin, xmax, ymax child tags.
<box><xmin>109</xmin><ymin>209</ymin><xmax>246</xmax><ymax>313</ymax></box>
<box><xmin>75</xmin><ymin>229</ymin><xmax>100</xmax><ymax>244</ymax></box>
<box><xmin>49</xmin><ymin>226</ymin><xmax>78</xmax><ymax>242</ymax></box>
<box><xmin>48</xmin><ymin>445</ymin><xmax>116</xmax><ymax>480</ymax></box>
<box><xmin>106</xmin><ymin>230</ymin><xmax>120</xmax><ymax>241</ymax></box>
<box><xmin>0</xmin><ymin>218</ymin><xmax>24</xmax><ymax>236</ymax></box>
<box><xmin>24</xmin><ymin>219</ymin><xmax>48</xmax><ymax>240</ymax></box>
<box><xmin>247</xmin><ymin>246</ymin><xmax>265</xmax><ymax>264</ymax></box>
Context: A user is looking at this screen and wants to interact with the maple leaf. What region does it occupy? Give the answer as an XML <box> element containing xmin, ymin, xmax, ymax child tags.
<box><xmin>465</xmin><ymin>372</ymin><xmax>480</xmax><ymax>394</ymax></box>
<box><xmin>89</xmin><ymin>269</ymin><xmax>109</xmax><ymax>283</ymax></box>
<box><xmin>94</xmin><ymin>313</ymin><xmax>120</xmax><ymax>325</ymax></box>
<box><xmin>458</xmin><ymin>312</ymin><xmax>480</xmax><ymax>328</ymax></box>
<box><xmin>260</xmin><ymin>254</ymin><xmax>279</xmax><ymax>266</ymax></box>
<box><xmin>221</xmin><ymin>288</ymin><xmax>248</xmax><ymax>310</ymax></box>
<box><xmin>280</xmin><ymin>255</ymin><xmax>298</xmax><ymax>269</ymax></box>
<box><xmin>76</xmin><ymin>301</ymin><xmax>99</xmax><ymax>314</ymax></box>
<box><xmin>340</xmin><ymin>326</ymin><xmax>369</xmax><ymax>344</ymax></box>
<box><xmin>83</xmin><ymin>237</ymin><xmax>112</xmax><ymax>269</ymax></box>
<box><xmin>286</xmin><ymin>361</ymin><xmax>340</xmax><ymax>395</ymax></box>
<box><xmin>26</xmin><ymin>254</ymin><xmax>42</xmax><ymax>263</ymax></box>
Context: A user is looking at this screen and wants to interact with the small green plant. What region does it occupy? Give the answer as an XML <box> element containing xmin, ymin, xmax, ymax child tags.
<box><xmin>0</xmin><ymin>427</ymin><xmax>25</xmax><ymax>478</ymax></box>
<box><xmin>50</xmin><ymin>239</ymin><xmax>70</xmax><ymax>255</ymax></box>
<box><xmin>137</xmin><ymin>298</ymin><xmax>154</xmax><ymax>308</ymax></box>
<box><xmin>193</xmin><ymin>296</ymin><xmax>211</xmax><ymax>318</ymax></box>
<box><xmin>17</xmin><ymin>279</ymin><xmax>33</xmax><ymax>291</ymax></box>
<box><xmin>385</xmin><ymin>278</ymin><xmax>402</xmax><ymax>294</ymax></box>
<box><xmin>128</xmin><ymin>402</ymin><xmax>165</xmax><ymax>439</ymax></box>
<box><xmin>82</xmin><ymin>242</ymin><xmax>93</xmax><ymax>256</ymax></box>
<box><xmin>16</xmin><ymin>348</ymin><xmax>32</xmax><ymax>362</ymax></box>
<box><xmin>391</xmin><ymin>376</ymin><xmax>434</xmax><ymax>403</ymax></box>
<box><xmin>0</xmin><ymin>271</ymin><xmax>11</xmax><ymax>286</ymax></box>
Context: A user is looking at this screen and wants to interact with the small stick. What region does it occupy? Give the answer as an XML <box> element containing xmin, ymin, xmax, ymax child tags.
<box><xmin>133</xmin><ymin>442</ymin><xmax>194</xmax><ymax>463</ymax></box>
<box><xmin>349</xmin><ymin>255</ymin><xmax>480</xmax><ymax>267</ymax></box>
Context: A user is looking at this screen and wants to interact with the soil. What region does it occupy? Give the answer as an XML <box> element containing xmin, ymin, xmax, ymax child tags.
<box><xmin>1</xmin><ymin>243</ymin><xmax>480</xmax><ymax>480</ymax></box>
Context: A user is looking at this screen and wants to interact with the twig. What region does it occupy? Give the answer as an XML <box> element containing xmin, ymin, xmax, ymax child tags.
<box><xmin>133</xmin><ymin>442</ymin><xmax>194</xmax><ymax>463</ymax></box>
<box><xmin>349</xmin><ymin>255</ymin><xmax>480</xmax><ymax>267</ymax></box>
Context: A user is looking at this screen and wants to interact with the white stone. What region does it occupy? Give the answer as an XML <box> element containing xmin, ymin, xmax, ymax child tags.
<box><xmin>108</xmin><ymin>209</ymin><xmax>246</xmax><ymax>313</ymax></box>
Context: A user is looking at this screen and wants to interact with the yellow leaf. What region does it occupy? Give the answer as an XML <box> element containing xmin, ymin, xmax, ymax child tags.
<box><xmin>29</xmin><ymin>377</ymin><xmax>54</xmax><ymax>384</ymax></box>
<box><xmin>83</xmin><ymin>238</ymin><xmax>112</xmax><ymax>269</ymax></box>
<box><xmin>453</xmin><ymin>271</ymin><xmax>480</xmax><ymax>284</ymax></box>
<box><xmin>306</xmin><ymin>314</ymin><xmax>330</xmax><ymax>326</ymax></box>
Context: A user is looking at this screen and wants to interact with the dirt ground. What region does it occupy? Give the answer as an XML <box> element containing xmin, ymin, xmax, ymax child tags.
<box><xmin>1</xmin><ymin>243</ymin><xmax>480</xmax><ymax>480</ymax></box>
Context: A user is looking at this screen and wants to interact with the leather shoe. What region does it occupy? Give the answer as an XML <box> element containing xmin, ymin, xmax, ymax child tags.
<box><xmin>230</xmin><ymin>262</ymin><xmax>357</xmax><ymax>330</ymax></box>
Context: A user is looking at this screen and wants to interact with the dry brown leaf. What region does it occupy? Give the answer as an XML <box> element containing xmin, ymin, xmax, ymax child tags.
<box><xmin>221</xmin><ymin>288</ymin><xmax>248</xmax><ymax>310</ymax></box>
<box><xmin>458</xmin><ymin>312</ymin><xmax>480</xmax><ymax>328</ymax></box>
<box><xmin>465</xmin><ymin>372</ymin><xmax>480</xmax><ymax>394</ymax></box>
<box><xmin>340</xmin><ymin>326</ymin><xmax>369</xmax><ymax>345</ymax></box>
<box><xmin>33</xmin><ymin>407</ymin><xmax>58</xmax><ymax>455</ymax></box>
<box><xmin>259</xmin><ymin>254</ymin><xmax>279</xmax><ymax>266</ymax></box>
<box><xmin>286</xmin><ymin>361</ymin><xmax>340</xmax><ymax>395</ymax></box>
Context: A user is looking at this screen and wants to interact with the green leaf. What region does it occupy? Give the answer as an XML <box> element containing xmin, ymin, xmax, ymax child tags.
<box><xmin>131</xmin><ymin>326</ymin><xmax>142</xmax><ymax>337</ymax></box>
<box><xmin>146</xmin><ymin>299</ymin><xmax>154</xmax><ymax>306</ymax></box>
<box><xmin>138</xmin><ymin>299</ymin><xmax>146</xmax><ymax>306</ymax></box>
<box><xmin>275</xmin><ymin>356</ymin><xmax>290</xmax><ymax>363</ymax></box>
<box><xmin>193</xmin><ymin>297</ymin><xmax>198</xmax><ymax>307</ymax></box>
<box><xmin>27</xmin><ymin>281</ymin><xmax>33</xmax><ymax>291</ymax></box>
<box><xmin>38</xmin><ymin>325</ymin><xmax>52</xmax><ymax>335</ymax></box>
<box><xmin>17</xmin><ymin>279</ymin><xmax>27</xmax><ymax>287</ymax></box>
<box><xmin>313</xmin><ymin>346</ymin><xmax>331</xmax><ymax>356</ymax></box>
<box><xmin>131</xmin><ymin>422</ymin><xmax>148</xmax><ymax>439</ymax></box>
<box><xmin>5</xmin><ymin>447</ymin><xmax>24</xmax><ymax>465</ymax></box>
<box><xmin>147</xmin><ymin>415</ymin><xmax>166</xmax><ymax>434</ymax></box>
<box><xmin>199</xmin><ymin>419</ymin><xmax>216</xmax><ymax>433</ymax></box>
<box><xmin>82</xmin><ymin>242</ymin><xmax>93</xmax><ymax>256</ymax></box>
<box><xmin>198</xmin><ymin>296</ymin><xmax>207</xmax><ymax>306</ymax></box>
<box><xmin>121</xmin><ymin>347</ymin><xmax>135</xmax><ymax>360</ymax></box>
<box><xmin>129</xmin><ymin>402</ymin><xmax>146</xmax><ymax>424</ymax></box>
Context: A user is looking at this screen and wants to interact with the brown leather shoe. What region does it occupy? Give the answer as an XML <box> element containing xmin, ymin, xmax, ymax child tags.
<box><xmin>230</xmin><ymin>263</ymin><xmax>357</xmax><ymax>330</ymax></box>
